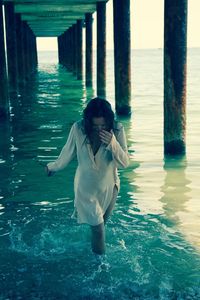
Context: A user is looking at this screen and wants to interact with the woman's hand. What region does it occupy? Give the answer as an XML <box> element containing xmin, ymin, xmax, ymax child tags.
<box><xmin>45</xmin><ymin>165</ymin><xmax>55</xmax><ymax>177</ymax></box>
<box><xmin>99</xmin><ymin>130</ymin><xmax>113</xmax><ymax>145</ymax></box>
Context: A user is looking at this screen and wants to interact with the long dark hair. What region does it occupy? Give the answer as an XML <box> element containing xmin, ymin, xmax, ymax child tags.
<box><xmin>82</xmin><ymin>97</ymin><xmax>115</xmax><ymax>137</ymax></box>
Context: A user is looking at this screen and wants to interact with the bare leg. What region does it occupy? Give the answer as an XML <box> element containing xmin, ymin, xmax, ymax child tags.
<box><xmin>103</xmin><ymin>186</ymin><xmax>118</xmax><ymax>224</ymax></box>
<box><xmin>90</xmin><ymin>187</ymin><xmax>118</xmax><ymax>255</ymax></box>
<box><xmin>90</xmin><ymin>222</ymin><xmax>105</xmax><ymax>255</ymax></box>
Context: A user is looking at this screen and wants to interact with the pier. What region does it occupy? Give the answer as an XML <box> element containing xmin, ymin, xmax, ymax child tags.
<box><xmin>0</xmin><ymin>0</ymin><xmax>188</xmax><ymax>155</ymax></box>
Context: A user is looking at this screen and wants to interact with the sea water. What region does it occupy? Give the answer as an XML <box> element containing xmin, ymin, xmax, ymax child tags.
<box><xmin>0</xmin><ymin>49</ymin><xmax>199</xmax><ymax>299</ymax></box>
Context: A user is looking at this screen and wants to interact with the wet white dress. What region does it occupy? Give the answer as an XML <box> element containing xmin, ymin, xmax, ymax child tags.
<box><xmin>47</xmin><ymin>120</ymin><xmax>129</xmax><ymax>226</ymax></box>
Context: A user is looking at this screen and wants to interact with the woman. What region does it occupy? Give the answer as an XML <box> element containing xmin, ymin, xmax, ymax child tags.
<box><xmin>46</xmin><ymin>97</ymin><xmax>129</xmax><ymax>255</ymax></box>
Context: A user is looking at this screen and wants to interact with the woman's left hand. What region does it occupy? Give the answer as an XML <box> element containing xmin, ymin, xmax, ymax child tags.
<box><xmin>99</xmin><ymin>130</ymin><xmax>113</xmax><ymax>145</ymax></box>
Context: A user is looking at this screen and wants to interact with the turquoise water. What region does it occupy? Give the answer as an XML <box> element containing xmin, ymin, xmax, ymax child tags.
<box><xmin>0</xmin><ymin>49</ymin><xmax>200</xmax><ymax>299</ymax></box>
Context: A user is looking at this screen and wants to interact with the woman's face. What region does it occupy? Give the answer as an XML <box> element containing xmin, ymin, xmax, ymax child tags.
<box><xmin>92</xmin><ymin>117</ymin><xmax>108</xmax><ymax>133</ymax></box>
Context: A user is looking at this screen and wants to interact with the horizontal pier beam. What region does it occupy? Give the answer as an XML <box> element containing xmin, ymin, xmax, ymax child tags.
<box><xmin>4</xmin><ymin>0</ymin><xmax>104</xmax><ymax>3</ymax></box>
<box><xmin>14</xmin><ymin>4</ymin><xmax>96</xmax><ymax>14</ymax></box>
<box><xmin>21</xmin><ymin>15</ymin><xmax>85</xmax><ymax>21</ymax></box>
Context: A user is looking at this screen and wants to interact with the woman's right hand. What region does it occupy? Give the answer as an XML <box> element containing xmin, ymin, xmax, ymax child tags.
<box><xmin>45</xmin><ymin>165</ymin><xmax>55</xmax><ymax>177</ymax></box>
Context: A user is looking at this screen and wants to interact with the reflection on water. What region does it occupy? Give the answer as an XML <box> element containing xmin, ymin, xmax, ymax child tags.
<box><xmin>0</xmin><ymin>51</ymin><xmax>200</xmax><ymax>299</ymax></box>
<box><xmin>160</xmin><ymin>157</ymin><xmax>200</xmax><ymax>248</ymax></box>
<box><xmin>160</xmin><ymin>157</ymin><xmax>191</xmax><ymax>221</ymax></box>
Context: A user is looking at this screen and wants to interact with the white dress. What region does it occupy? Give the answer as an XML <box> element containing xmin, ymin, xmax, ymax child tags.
<box><xmin>47</xmin><ymin>120</ymin><xmax>129</xmax><ymax>226</ymax></box>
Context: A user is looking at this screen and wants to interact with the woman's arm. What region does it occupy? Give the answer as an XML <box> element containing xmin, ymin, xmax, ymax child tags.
<box><xmin>107</xmin><ymin>126</ymin><xmax>129</xmax><ymax>168</ymax></box>
<box><xmin>46</xmin><ymin>123</ymin><xmax>77</xmax><ymax>174</ymax></box>
<box><xmin>100</xmin><ymin>125</ymin><xmax>129</xmax><ymax>168</ymax></box>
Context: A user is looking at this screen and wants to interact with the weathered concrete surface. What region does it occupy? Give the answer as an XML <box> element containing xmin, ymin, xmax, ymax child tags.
<box><xmin>76</xmin><ymin>20</ymin><xmax>83</xmax><ymax>80</ymax></box>
<box><xmin>85</xmin><ymin>13</ymin><xmax>93</xmax><ymax>87</ymax></box>
<box><xmin>97</xmin><ymin>2</ymin><xmax>106</xmax><ymax>98</ymax></box>
<box><xmin>164</xmin><ymin>0</ymin><xmax>188</xmax><ymax>155</ymax></box>
<box><xmin>15</xmin><ymin>14</ymin><xmax>26</xmax><ymax>86</ymax></box>
<box><xmin>113</xmin><ymin>0</ymin><xmax>131</xmax><ymax>115</ymax></box>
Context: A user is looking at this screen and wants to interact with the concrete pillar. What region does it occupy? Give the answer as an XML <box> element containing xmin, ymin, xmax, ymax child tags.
<box><xmin>68</xmin><ymin>27</ymin><xmax>73</xmax><ymax>71</ymax></box>
<box><xmin>31</xmin><ymin>30</ymin><xmax>37</xmax><ymax>71</ymax></box>
<box><xmin>85</xmin><ymin>13</ymin><xmax>93</xmax><ymax>87</ymax></box>
<box><xmin>35</xmin><ymin>36</ymin><xmax>38</xmax><ymax>66</ymax></box>
<box><xmin>61</xmin><ymin>32</ymin><xmax>65</xmax><ymax>66</ymax></box>
<box><xmin>16</xmin><ymin>14</ymin><xmax>26</xmax><ymax>86</ymax></box>
<box><xmin>4</xmin><ymin>2</ymin><xmax>18</xmax><ymax>93</ymax></box>
<box><xmin>23</xmin><ymin>22</ymin><xmax>30</xmax><ymax>79</ymax></box>
<box><xmin>57</xmin><ymin>35</ymin><xmax>62</xmax><ymax>64</ymax></box>
<box><xmin>68</xmin><ymin>31</ymin><xmax>71</xmax><ymax>69</ymax></box>
<box><xmin>29</xmin><ymin>28</ymin><xmax>35</xmax><ymax>73</ymax></box>
<box><xmin>76</xmin><ymin>20</ymin><xmax>83</xmax><ymax>80</ymax></box>
<box><xmin>96</xmin><ymin>2</ymin><xmax>106</xmax><ymax>98</ymax></box>
<box><xmin>164</xmin><ymin>0</ymin><xmax>188</xmax><ymax>155</ymax></box>
<box><xmin>33</xmin><ymin>34</ymin><xmax>38</xmax><ymax>68</ymax></box>
<box><xmin>0</xmin><ymin>3</ymin><xmax>9</xmax><ymax>120</ymax></box>
<box><xmin>27</xmin><ymin>25</ymin><xmax>34</xmax><ymax>75</ymax></box>
<box><xmin>113</xmin><ymin>0</ymin><xmax>131</xmax><ymax>115</ymax></box>
<box><xmin>58</xmin><ymin>33</ymin><xmax>65</xmax><ymax>66</ymax></box>
<box><xmin>26</xmin><ymin>26</ymin><xmax>32</xmax><ymax>75</ymax></box>
<box><xmin>65</xmin><ymin>31</ymin><xmax>69</xmax><ymax>68</ymax></box>
<box><xmin>72</xmin><ymin>24</ymin><xmax>77</xmax><ymax>75</ymax></box>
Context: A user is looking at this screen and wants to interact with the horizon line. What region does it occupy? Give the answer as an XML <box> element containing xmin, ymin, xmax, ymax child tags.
<box><xmin>38</xmin><ymin>47</ymin><xmax>200</xmax><ymax>51</ymax></box>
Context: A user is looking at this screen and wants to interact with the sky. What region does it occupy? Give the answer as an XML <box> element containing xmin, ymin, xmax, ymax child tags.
<box><xmin>37</xmin><ymin>0</ymin><xmax>200</xmax><ymax>51</ymax></box>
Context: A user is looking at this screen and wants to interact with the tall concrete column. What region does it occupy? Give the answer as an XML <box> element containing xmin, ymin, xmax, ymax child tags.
<box><xmin>33</xmin><ymin>34</ymin><xmax>38</xmax><ymax>68</ymax></box>
<box><xmin>65</xmin><ymin>31</ymin><xmax>69</xmax><ymax>68</ymax></box>
<box><xmin>23</xmin><ymin>22</ymin><xmax>30</xmax><ymax>80</ymax></box>
<box><xmin>4</xmin><ymin>2</ymin><xmax>18</xmax><ymax>93</ymax></box>
<box><xmin>113</xmin><ymin>0</ymin><xmax>131</xmax><ymax>115</ymax></box>
<box><xmin>58</xmin><ymin>33</ymin><xmax>65</xmax><ymax>66</ymax></box>
<box><xmin>26</xmin><ymin>25</ymin><xmax>34</xmax><ymax>76</ymax></box>
<box><xmin>16</xmin><ymin>14</ymin><xmax>25</xmax><ymax>86</ymax></box>
<box><xmin>0</xmin><ymin>3</ymin><xmax>9</xmax><ymax>120</ymax></box>
<box><xmin>97</xmin><ymin>2</ymin><xmax>106</xmax><ymax>98</ymax></box>
<box><xmin>31</xmin><ymin>30</ymin><xmax>37</xmax><ymax>71</ymax></box>
<box><xmin>72</xmin><ymin>24</ymin><xmax>77</xmax><ymax>75</ymax></box>
<box><xmin>68</xmin><ymin>27</ymin><xmax>73</xmax><ymax>71</ymax></box>
<box><xmin>76</xmin><ymin>20</ymin><xmax>83</xmax><ymax>80</ymax></box>
<box><xmin>164</xmin><ymin>0</ymin><xmax>188</xmax><ymax>155</ymax></box>
<box><xmin>29</xmin><ymin>28</ymin><xmax>36</xmax><ymax>74</ymax></box>
<box><xmin>61</xmin><ymin>32</ymin><xmax>67</xmax><ymax>67</ymax></box>
<box><xmin>57</xmin><ymin>35</ymin><xmax>62</xmax><ymax>64</ymax></box>
<box><xmin>85</xmin><ymin>13</ymin><xmax>93</xmax><ymax>87</ymax></box>
<box><xmin>26</xmin><ymin>26</ymin><xmax>32</xmax><ymax>75</ymax></box>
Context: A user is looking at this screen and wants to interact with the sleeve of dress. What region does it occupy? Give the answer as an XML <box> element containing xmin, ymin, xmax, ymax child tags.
<box><xmin>106</xmin><ymin>125</ymin><xmax>129</xmax><ymax>168</ymax></box>
<box><xmin>47</xmin><ymin>123</ymin><xmax>76</xmax><ymax>172</ymax></box>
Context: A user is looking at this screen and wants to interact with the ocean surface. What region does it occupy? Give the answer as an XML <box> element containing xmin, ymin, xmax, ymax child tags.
<box><xmin>0</xmin><ymin>49</ymin><xmax>199</xmax><ymax>299</ymax></box>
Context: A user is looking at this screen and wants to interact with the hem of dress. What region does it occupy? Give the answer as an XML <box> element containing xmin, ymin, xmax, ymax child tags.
<box><xmin>71</xmin><ymin>182</ymin><xmax>119</xmax><ymax>226</ymax></box>
<box><xmin>78</xmin><ymin>219</ymin><xmax>104</xmax><ymax>226</ymax></box>
<box><xmin>71</xmin><ymin>209</ymin><xmax>104</xmax><ymax>226</ymax></box>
